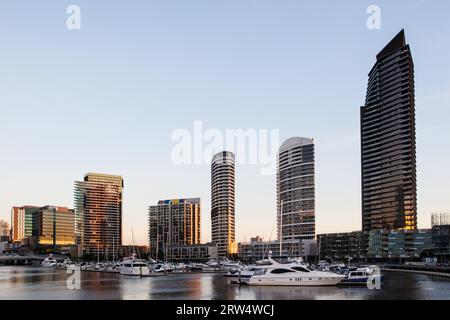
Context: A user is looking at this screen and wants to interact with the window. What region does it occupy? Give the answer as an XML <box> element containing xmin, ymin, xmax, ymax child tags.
<box><xmin>254</xmin><ymin>269</ymin><xmax>266</xmax><ymax>276</ymax></box>
<box><xmin>270</xmin><ymin>269</ymin><xmax>296</xmax><ymax>274</ymax></box>
<box><xmin>291</xmin><ymin>267</ymin><xmax>310</xmax><ymax>273</ymax></box>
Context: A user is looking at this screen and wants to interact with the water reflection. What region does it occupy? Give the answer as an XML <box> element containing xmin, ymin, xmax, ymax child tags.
<box><xmin>0</xmin><ymin>266</ymin><xmax>449</xmax><ymax>300</ymax></box>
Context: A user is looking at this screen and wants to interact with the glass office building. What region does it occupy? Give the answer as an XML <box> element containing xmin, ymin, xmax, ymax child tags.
<box><xmin>361</xmin><ymin>30</ymin><xmax>417</xmax><ymax>231</ymax></box>
<box><xmin>74</xmin><ymin>173</ymin><xmax>123</xmax><ymax>257</ymax></box>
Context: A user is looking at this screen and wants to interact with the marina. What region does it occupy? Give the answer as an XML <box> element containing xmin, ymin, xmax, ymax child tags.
<box><xmin>1</xmin><ymin>265</ymin><xmax>450</xmax><ymax>300</ymax></box>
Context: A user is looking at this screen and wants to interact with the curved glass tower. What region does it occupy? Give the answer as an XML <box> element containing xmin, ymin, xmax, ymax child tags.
<box><xmin>277</xmin><ymin>137</ymin><xmax>315</xmax><ymax>242</ymax></box>
<box><xmin>211</xmin><ymin>151</ymin><xmax>236</xmax><ymax>257</ymax></box>
<box><xmin>361</xmin><ymin>30</ymin><xmax>417</xmax><ymax>231</ymax></box>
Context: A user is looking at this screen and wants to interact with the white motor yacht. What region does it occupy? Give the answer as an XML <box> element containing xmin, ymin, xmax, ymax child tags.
<box><xmin>206</xmin><ymin>259</ymin><xmax>220</xmax><ymax>268</ymax></box>
<box><xmin>117</xmin><ymin>254</ymin><xmax>150</xmax><ymax>276</ymax></box>
<box><xmin>188</xmin><ymin>263</ymin><xmax>207</xmax><ymax>272</ymax></box>
<box><xmin>153</xmin><ymin>262</ymin><xmax>175</xmax><ymax>273</ymax></box>
<box><xmin>220</xmin><ymin>258</ymin><xmax>241</xmax><ymax>271</ymax></box>
<box><xmin>247</xmin><ymin>257</ymin><xmax>345</xmax><ymax>286</ymax></box>
<box><xmin>174</xmin><ymin>263</ymin><xmax>188</xmax><ymax>271</ymax></box>
<box><xmin>225</xmin><ymin>266</ymin><xmax>258</xmax><ymax>284</ymax></box>
<box><xmin>61</xmin><ymin>258</ymin><xmax>75</xmax><ymax>268</ymax></box>
<box><xmin>41</xmin><ymin>255</ymin><xmax>58</xmax><ymax>267</ymax></box>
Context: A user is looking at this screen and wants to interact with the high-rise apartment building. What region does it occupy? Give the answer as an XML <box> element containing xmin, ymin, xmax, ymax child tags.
<box><xmin>361</xmin><ymin>30</ymin><xmax>417</xmax><ymax>231</ymax></box>
<box><xmin>74</xmin><ymin>173</ymin><xmax>123</xmax><ymax>257</ymax></box>
<box><xmin>211</xmin><ymin>151</ymin><xmax>236</xmax><ymax>257</ymax></box>
<box><xmin>148</xmin><ymin>198</ymin><xmax>201</xmax><ymax>259</ymax></box>
<box><xmin>277</xmin><ymin>137</ymin><xmax>315</xmax><ymax>243</ymax></box>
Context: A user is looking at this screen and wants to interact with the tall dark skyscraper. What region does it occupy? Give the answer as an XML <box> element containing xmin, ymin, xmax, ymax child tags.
<box><xmin>361</xmin><ymin>30</ymin><xmax>417</xmax><ymax>232</ymax></box>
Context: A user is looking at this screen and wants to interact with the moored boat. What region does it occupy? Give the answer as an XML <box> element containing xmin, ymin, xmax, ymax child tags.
<box><xmin>41</xmin><ymin>255</ymin><xmax>58</xmax><ymax>267</ymax></box>
<box><xmin>225</xmin><ymin>266</ymin><xmax>257</xmax><ymax>284</ymax></box>
<box><xmin>340</xmin><ymin>267</ymin><xmax>383</xmax><ymax>285</ymax></box>
<box><xmin>117</xmin><ymin>254</ymin><xmax>150</xmax><ymax>276</ymax></box>
<box><xmin>247</xmin><ymin>257</ymin><xmax>345</xmax><ymax>286</ymax></box>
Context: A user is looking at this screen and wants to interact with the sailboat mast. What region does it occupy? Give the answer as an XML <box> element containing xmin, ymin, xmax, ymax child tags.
<box><xmin>112</xmin><ymin>236</ymin><xmax>115</xmax><ymax>263</ymax></box>
<box><xmin>279</xmin><ymin>200</ymin><xmax>283</xmax><ymax>257</ymax></box>
<box><xmin>132</xmin><ymin>228</ymin><xmax>136</xmax><ymax>255</ymax></box>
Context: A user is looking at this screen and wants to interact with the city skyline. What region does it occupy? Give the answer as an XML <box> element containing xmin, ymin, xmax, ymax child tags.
<box><xmin>1</xmin><ymin>1</ymin><xmax>450</xmax><ymax>245</ymax></box>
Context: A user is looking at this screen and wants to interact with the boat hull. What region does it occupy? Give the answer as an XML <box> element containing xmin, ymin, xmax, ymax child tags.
<box><xmin>248</xmin><ymin>276</ymin><xmax>344</xmax><ymax>286</ymax></box>
<box><xmin>118</xmin><ymin>267</ymin><xmax>150</xmax><ymax>276</ymax></box>
<box><xmin>225</xmin><ymin>274</ymin><xmax>253</xmax><ymax>284</ymax></box>
<box><xmin>340</xmin><ymin>275</ymin><xmax>383</xmax><ymax>285</ymax></box>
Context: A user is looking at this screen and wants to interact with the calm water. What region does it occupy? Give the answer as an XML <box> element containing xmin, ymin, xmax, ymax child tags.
<box><xmin>0</xmin><ymin>266</ymin><xmax>449</xmax><ymax>300</ymax></box>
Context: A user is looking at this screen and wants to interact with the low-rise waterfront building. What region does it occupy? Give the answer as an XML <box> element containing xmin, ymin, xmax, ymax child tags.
<box><xmin>432</xmin><ymin>225</ymin><xmax>450</xmax><ymax>263</ymax></box>
<box><xmin>317</xmin><ymin>231</ymin><xmax>365</xmax><ymax>261</ymax></box>
<box><xmin>0</xmin><ymin>220</ymin><xmax>10</xmax><ymax>242</ymax></box>
<box><xmin>367</xmin><ymin>229</ymin><xmax>432</xmax><ymax>259</ymax></box>
<box><xmin>238</xmin><ymin>237</ymin><xmax>317</xmax><ymax>263</ymax></box>
<box><xmin>167</xmin><ymin>243</ymin><xmax>218</xmax><ymax>262</ymax></box>
<box><xmin>318</xmin><ymin>229</ymin><xmax>433</xmax><ymax>261</ymax></box>
<box><xmin>0</xmin><ymin>241</ymin><xmax>9</xmax><ymax>254</ymax></box>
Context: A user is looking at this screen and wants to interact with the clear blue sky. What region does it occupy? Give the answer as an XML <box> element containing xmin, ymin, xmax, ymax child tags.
<box><xmin>1</xmin><ymin>1</ymin><xmax>449</xmax><ymax>244</ymax></box>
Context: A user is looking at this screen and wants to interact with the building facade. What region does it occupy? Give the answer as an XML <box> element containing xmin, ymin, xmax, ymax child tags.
<box><xmin>11</xmin><ymin>206</ymin><xmax>40</xmax><ymax>242</ymax></box>
<box><xmin>36</xmin><ymin>206</ymin><xmax>75</xmax><ymax>246</ymax></box>
<box><xmin>277</xmin><ymin>137</ymin><xmax>315</xmax><ymax>241</ymax></box>
<box><xmin>148</xmin><ymin>198</ymin><xmax>201</xmax><ymax>259</ymax></box>
<box><xmin>167</xmin><ymin>243</ymin><xmax>218</xmax><ymax>262</ymax></box>
<box><xmin>361</xmin><ymin>30</ymin><xmax>417</xmax><ymax>232</ymax></box>
<box><xmin>317</xmin><ymin>231</ymin><xmax>365</xmax><ymax>261</ymax></box>
<box><xmin>74</xmin><ymin>173</ymin><xmax>123</xmax><ymax>258</ymax></box>
<box><xmin>211</xmin><ymin>151</ymin><xmax>236</xmax><ymax>257</ymax></box>
<box><xmin>368</xmin><ymin>229</ymin><xmax>431</xmax><ymax>259</ymax></box>
<box><xmin>0</xmin><ymin>220</ymin><xmax>10</xmax><ymax>242</ymax></box>
<box><xmin>318</xmin><ymin>229</ymin><xmax>432</xmax><ymax>261</ymax></box>
<box><xmin>238</xmin><ymin>238</ymin><xmax>317</xmax><ymax>263</ymax></box>
<box><xmin>432</xmin><ymin>225</ymin><xmax>450</xmax><ymax>262</ymax></box>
